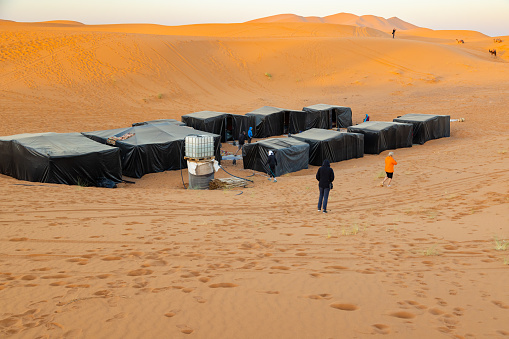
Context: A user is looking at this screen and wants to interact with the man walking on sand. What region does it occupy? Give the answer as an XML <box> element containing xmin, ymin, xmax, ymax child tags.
<box><xmin>392</xmin><ymin>28</ymin><xmax>396</xmax><ymax>39</ymax></box>
<box><xmin>235</xmin><ymin>130</ymin><xmax>246</xmax><ymax>156</ymax></box>
<box><xmin>316</xmin><ymin>159</ymin><xmax>334</xmax><ymax>213</ymax></box>
<box><xmin>381</xmin><ymin>152</ymin><xmax>397</xmax><ymax>187</ymax></box>
<box><xmin>266</xmin><ymin>150</ymin><xmax>277</xmax><ymax>182</ymax></box>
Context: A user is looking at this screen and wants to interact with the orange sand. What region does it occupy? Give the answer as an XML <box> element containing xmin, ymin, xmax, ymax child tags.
<box><xmin>0</xmin><ymin>15</ymin><xmax>508</xmax><ymax>338</ymax></box>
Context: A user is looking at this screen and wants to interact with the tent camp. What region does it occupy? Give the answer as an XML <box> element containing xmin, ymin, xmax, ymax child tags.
<box><xmin>347</xmin><ymin>121</ymin><xmax>413</xmax><ymax>154</ymax></box>
<box><xmin>303</xmin><ymin>104</ymin><xmax>353</xmax><ymax>129</ymax></box>
<box><xmin>0</xmin><ymin>132</ymin><xmax>122</xmax><ymax>186</ymax></box>
<box><xmin>242</xmin><ymin>138</ymin><xmax>309</xmax><ymax>177</ymax></box>
<box><xmin>181</xmin><ymin>111</ymin><xmax>251</xmax><ymax>142</ymax></box>
<box><xmin>132</xmin><ymin>119</ymin><xmax>185</xmax><ymax>127</ymax></box>
<box><xmin>290</xmin><ymin>128</ymin><xmax>364</xmax><ymax>166</ymax></box>
<box><xmin>393</xmin><ymin>114</ymin><xmax>450</xmax><ymax>145</ymax></box>
<box><xmin>82</xmin><ymin>123</ymin><xmax>221</xmax><ymax>178</ymax></box>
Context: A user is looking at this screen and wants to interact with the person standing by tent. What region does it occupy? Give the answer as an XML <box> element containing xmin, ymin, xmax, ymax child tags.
<box><xmin>381</xmin><ymin>152</ymin><xmax>397</xmax><ymax>187</ymax></box>
<box><xmin>316</xmin><ymin>159</ymin><xmax>334</xmax><ymax>213</ymax></box>
<box><xmin>363</xmin><ymin>114</ymin><xmax>370</xmax><ymax>122</ymax></box>
<box><xmin>247</xmin><ymin>127</ymin><xmax>253</xmax><ymax>143</ymax></box>
<box><xmin>235</xmin><ymin>130</ymin><xmax>246</xmax><ymax>156</ymax></box>
<box><xmin>392</xmin><ymin>28</ymin><xmax>396</xmax><ymax>39</ymax></box>
<box><xmin>266</xmin><ymin>150</ymin><xmax>277</xmax><ymax>182</ymax></box>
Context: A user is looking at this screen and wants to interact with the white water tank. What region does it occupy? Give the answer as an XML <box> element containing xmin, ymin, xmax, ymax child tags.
<box><xmin>185</xmin><ymin>135</ymin><xmax>215</xmax><ymax>159</ymax></box>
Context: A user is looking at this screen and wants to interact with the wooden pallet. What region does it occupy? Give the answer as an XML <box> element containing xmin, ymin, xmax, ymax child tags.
<box><xmin>184</xmin><ymin>156</ymin><xmax>215</xmax><ymax>162</ymax></box>
<box><xmin>209</xmin><ymin>177</ymin><xmax>248</xmax><ymax>190</ymax></box>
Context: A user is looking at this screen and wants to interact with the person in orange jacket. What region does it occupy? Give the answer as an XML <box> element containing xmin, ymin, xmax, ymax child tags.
<box><xmin>381</xmin><ymin>152</ymin><xmax>397</xmax><ymax>187</ymax></box>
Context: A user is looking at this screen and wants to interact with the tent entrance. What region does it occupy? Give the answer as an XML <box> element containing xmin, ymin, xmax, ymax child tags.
<box><xmin>331</xmin><ymin>111</ymin><xmax>337</xmax><ymax>128</ymax></box>
<box><xmin>283</xmin><ymin>111</ymin><xmax>290</xmax><ymax>134</ymax></box>
<box><xmin>225</xmin><ymin>116</ymin><xmax>234</xmax><ymax>141</ymax></box>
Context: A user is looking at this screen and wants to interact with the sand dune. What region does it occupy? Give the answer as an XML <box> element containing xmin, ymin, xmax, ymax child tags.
<box><xmin>249</xmin><ymin>12</ymin><xmax>419</xmax><ymax>32</ymax></box>
<box><xmin>0</xmin><ymin>18</ymin><xmax>508</xmax><ymax>339</ymax></box>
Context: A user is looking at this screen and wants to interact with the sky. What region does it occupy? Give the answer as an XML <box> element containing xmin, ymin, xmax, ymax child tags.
<box><xmin>1</xmin><ymin>0</ymin><xmax>508</xmax><ymax>36</ymax></box>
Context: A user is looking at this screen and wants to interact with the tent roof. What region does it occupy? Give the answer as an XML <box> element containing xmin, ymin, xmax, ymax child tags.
<box><xmin>83</xmin><ymin>123</ymin><xmax>219</xmax><ymax>146</ymax></box>
<box><xmin>132</xmin><ymin>119</ymin><xmax>184</xmax><ymax>126</ymax></box>
<box><xmin>246</xmin><ymin>106</ymin><xmax>286</xmax><ymax>116</ymax></box>
<box><xmin>350</xmin><ymin>121</ymin><xmax>410</xmax><ymax>131</ymax></box>
<box><xmin>304</xmin><ymin>104</ymin><xmax>348</xmax><ymax>111</ymax></box>
<box><xmin>182</xmin><ymin>111</ymin><xmax>228</xmax><ymax>120</ymax></box>
<box><xmin>292</xmin><ymin>128</ymin><xmax>359</xmax><ymax>141</ymax></box>
<box><xmin>254</xmin><ymin>137</ymin><xmax>308</xmax><ymax>150</ymax></box>
<box><xmin>0</xmin><ymin>132</ymin><xmax>115</xmax><ymax>157</ymax></box>
<box><xmin>395</xmin><ymin>114</ymin><xmax>441</xmax><ymax>122</ymax></box>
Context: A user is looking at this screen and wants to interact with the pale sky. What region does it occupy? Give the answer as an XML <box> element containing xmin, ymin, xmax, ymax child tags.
<box><xmin>1</xmin><ymin>0</ymin><xmax>508</xmax><ymax>36</ymax></box>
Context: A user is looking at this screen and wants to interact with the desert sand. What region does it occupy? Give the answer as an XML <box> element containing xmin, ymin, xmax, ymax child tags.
<box><xmin>0</xmin><ymin>14</ymin><xmax>508</xmax><ymax>339</ymax></box>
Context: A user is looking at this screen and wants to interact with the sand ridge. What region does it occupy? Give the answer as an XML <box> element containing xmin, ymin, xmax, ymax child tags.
<box><xmin>0</xmin><ymin>17</ymin><xmax>508</xmax><ymax>338</ymax></box>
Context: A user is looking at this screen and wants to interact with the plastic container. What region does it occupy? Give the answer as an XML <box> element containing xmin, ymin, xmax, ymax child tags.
<box><xmin>185</xmin><ymin>135</ymin><xmax>215</xmax><ymax>159</ymax></box>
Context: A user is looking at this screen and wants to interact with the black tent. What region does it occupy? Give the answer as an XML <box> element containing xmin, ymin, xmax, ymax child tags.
<box><xmin>393</xmin><ymin>114</ymin><xmax>450</xmax><ymax>144</ymax></box>
<box><xmin>288</xmin><ymin>110</ymin><xmax>330</xmax><ymax>134</ymax></box>
<box><xmin>347</xmin><ymin>121</ymin><xmax>413</xmax><ymax>154</ymax></box>
<box><xmin>242</xmin><ymin>138</ymin><xmax>309</xmax><ymax>177</ymax></box>
<box><xmin>290</xmin><ymin>128</ymin><xmax>364</xmax><ymax>166</ymax></box>
<box><xmin>0</xmin><ymin>132</ymin><xmax>122</xmax><ymax>186</ymax></box>
<box><xmin>82</xmin><ymin>123</ymin><xmax>221</xmax><ymax>178</ymax></box>
<box><xmin>245</xmin><ymin>106</ymin><xmax>287</xmax><ymax>138</ymax></box>
<box><xmin>303</xmin><ymin>104</ymin><xmax>353</xmax><ymax>129</ymax></box>
<box><xmin>181</xmin><ymin>111</ymin><xmax>251</xmax><ymax>142</ymax></box>
<box><xmin>132</xmin><ymin>119</ymin><xmax>185</xmax><ymax>127</ymax></box>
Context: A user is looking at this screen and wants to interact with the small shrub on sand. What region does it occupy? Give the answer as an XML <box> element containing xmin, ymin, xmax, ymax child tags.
<box><xmin>264</xmin><ymin>72</ymin><xmax>272</xmax><ymax>79</ymax></box>
<box><xmin>157</xmin><ymin>93</ymin><xmax>163</xmax><ymax>99</ymax></box>
<box><xmin>494</xmin><ymin>236</ymin><xmax>509</xmax><ymax>251</ymax></box>
<box><xmin>503</xmin><ymin>257</ymin><xmax>509</xmax><ymax>265</ymax></box>
<box><xmin>423</xmin><ymin>245</ymin><xmax>440</xmax><ymax>256</ymax></box>
<box><xmin>376</xmin><ymin>171</ymin><xmax>385</xmax><ymax>179</ymax></box>
<box><xmin>340</xmin><ymin>224</ymin><xmax>362</xmax><ymax>236</ymax></box>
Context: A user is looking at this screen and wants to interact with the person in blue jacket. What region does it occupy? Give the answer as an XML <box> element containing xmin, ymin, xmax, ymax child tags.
<box><xmin>363</xmin><ymin>114</ymin><xmax>370</xmax><ymax>122</ymax></box>
<box><xmin>247</xmin><ymin>127</ymin><xmax>253</xmax><ymax>143</ymax></box>
<box><xmin>316</xmin><ymin>159</ymin><xmax>334</xmax><ymax>213</ymax></box>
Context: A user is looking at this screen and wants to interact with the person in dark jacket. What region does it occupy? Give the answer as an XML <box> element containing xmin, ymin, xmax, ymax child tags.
<box><xmin>235</xmin><ymin>131</ymin><xmax>246</xmax><ymax>155</ymax></box>
<box><xmin>316</xmin><ymin>159</ymin><xmax>334</xmax><ymax>213</ymax></box>
<box><xmin>266</xmin><ymin>150</ymin><xmax>278</xmax><ymax>182</ymax></box>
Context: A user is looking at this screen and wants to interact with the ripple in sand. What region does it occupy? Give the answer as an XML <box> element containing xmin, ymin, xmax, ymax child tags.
<box><xmin>330</xmin><ymin>303</ymin><xmax>358</xmax><ymax>311</ymax></box>
<box><xmin>390</xmin><ymin>311</ymin><xmax>415</xmax><ymax>319</ymax></box>
<box><xmin>209</xmin><ymin>283</ymin><xmax>238</xmax><ymax>288</ymax></box>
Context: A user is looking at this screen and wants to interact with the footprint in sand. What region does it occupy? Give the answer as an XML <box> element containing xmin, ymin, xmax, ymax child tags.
<box><xmin>176</xmin><ymin>324</ymin><xmax>193</xmax><ymax>334</ymax></box>
<box><xmin>492</xmin><ymin>300</ymin><xmax>509</xmax><ymax>309</ymax></box>
<box><xmin>372</xmin><ymin>324</ymin><xmax>391</xmax><ymax>335</ymax></box>
<box><xmin>330</xmin><ymin>303</ymin><xmax>358</xmax><ymax>311</ymax></box>
<box><xmin>127</xmin><ymin>269</ymin><xmax>153</xmax><ymax>276</ymax></box>
<box><xmin>389</xmin><ymin>311</ymin><xmax>415</xmax><ymax>319</ymax></box>
<box><xmin>209</xmin><ymin>283</ymin><xmax>238</xmax><ymax>288</ymax></box>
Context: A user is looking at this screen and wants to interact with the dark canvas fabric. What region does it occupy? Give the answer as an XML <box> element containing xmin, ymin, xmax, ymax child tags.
<box><xmin>303</xmin><ymin>104</ymin><xmax>353</xmax><ymax>129</ymax></box>
<box><xmin>242</xmin><ymin>137</ymin><xmax>309</xmax><ymax>177</ymax></box>
<box><xmin>245</xmin><ymin>106</ymin><xmax>286</xmax><ymax>138</ymax></box>
<box><xmin>393</xmin><ymin>113</ymin><xmax>450</xmax><ymax>144</ymax></box>
<box><xmin>82</xmin><ymin>123</ymin><xmax>221</xmax><ymax>178</ymax></box>
<box><xmin>291</xmin><ymin>128</ymin><xmax>364</xmax><ymax>166</ymax></box>
<box><xmin>347</xmin><ymin>121</ymin><xmax>413</xmax><ymax>154</ymax></box>
<box><xmin>0</xmin><ymin>132</ymin><xmax>122</xmax><ymax>186</ymax></box>
<box><xmin>181</xmin><ymin>111</ymin><xmax>253</xmax><ymax>142</ymax></box>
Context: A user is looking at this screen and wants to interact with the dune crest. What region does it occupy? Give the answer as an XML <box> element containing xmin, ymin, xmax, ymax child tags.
<box><xmin>248</xmin><ymin>12</ymin><xmax>419</xmax><ymax>31</ymax></box>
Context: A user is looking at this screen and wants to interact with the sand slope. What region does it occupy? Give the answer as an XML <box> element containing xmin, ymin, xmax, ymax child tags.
<box><xmin>0</xmin><ymin>18</ymin><xmax>508</xmax><ymax>339</ymax></box>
